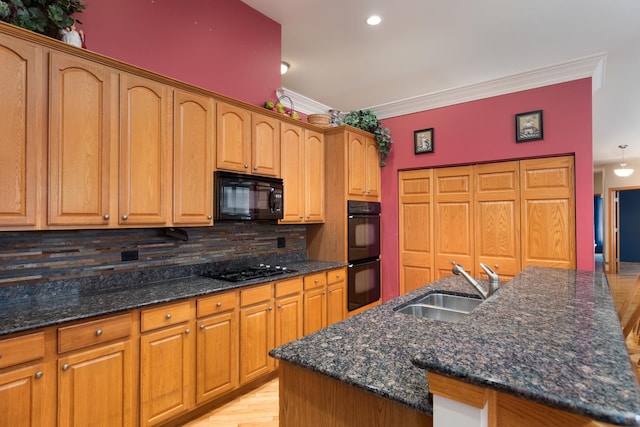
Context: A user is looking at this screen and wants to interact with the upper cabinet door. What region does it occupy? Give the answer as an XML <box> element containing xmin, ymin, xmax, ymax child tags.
<box><xmin>280</xmin><ymin>123</ymin><xmax>305</xmax><ymax>223</ymax></box>
<box><xmin>173</xmin><ymin>90</ymin><xmax>215</xmax><ymax>225</ymax></box>
<box><xmin>252</xmin><ymin>112</ymin><xmax>280</xmax><ymax>177</ymax></box>
<box><xmin>304</xmin><ymin>129</ymin><xmax>324</xmax><ymax>222</ymax></box>
<box><xmin>347</xmin><ymin>132</ymin><xmax>366</xmax><ymax>198</ymax></box>
<box><xmin>48</xmin><ymin>52</ymin><xmax>115</xmax><ymax>226</ymax></box>
<box><xmin>119</xmin><ymin>73</ymin><xmax>172</xmax><ymax>226</ymax></box>
<box><xmin>365</xmin><ymin>137</ymin><xmax>381</xmax><ymax>199</ymax></box>
<box><xmin>216</xmin><ymin>102</ymin><xmax>251</xmax><ymax>173</ymax></box>
<box><xmin>0</xmin><ymin>34</ymin><xmax>42</xmax><ymax>228</ymax></box>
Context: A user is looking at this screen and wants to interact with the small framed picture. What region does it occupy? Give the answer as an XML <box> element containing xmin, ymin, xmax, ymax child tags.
<box><xmin>515</xmin><ymin>110</ymin><xmax>543</xmax><ymax>142</ymax></box>
<box><xmin>414</xmin><ymin>128</ymin><xmax>434</xmax><ymax>154</ymax></box>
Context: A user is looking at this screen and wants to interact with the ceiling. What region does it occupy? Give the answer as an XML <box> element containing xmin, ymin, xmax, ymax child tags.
<box><xmin>241</xmin><ymin>0</ymin><xmax>640</xmax><ymax>166</ymax></box>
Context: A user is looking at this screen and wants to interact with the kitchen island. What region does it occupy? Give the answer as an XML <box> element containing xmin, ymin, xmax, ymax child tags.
<box><xmin>269</xmin><ymin>267</ymin><xmax>640</xmax><ymax>426</ymax></box>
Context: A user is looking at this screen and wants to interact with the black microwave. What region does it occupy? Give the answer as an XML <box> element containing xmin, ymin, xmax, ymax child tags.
<box><xmin>214</xmin><ymin>171</ymin><xmax>284</xmax><ymax>221</ymax></box>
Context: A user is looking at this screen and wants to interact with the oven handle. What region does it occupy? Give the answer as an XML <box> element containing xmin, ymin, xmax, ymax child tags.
<box><xmin>348</xmin><ymin>258</ymin><xmax>380</xmax><ymax>268</ymax></box>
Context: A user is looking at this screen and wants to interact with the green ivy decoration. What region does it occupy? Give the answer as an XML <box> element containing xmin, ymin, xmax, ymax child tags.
<box><xmin>0</xmin><ymin>0</ymin><xmax>87</xmax><ymax>39</ymax></box>
<box><xmin>342</xmin><ymin>109</ymin><xmax>393</xmax><ymax>167</ymax></box>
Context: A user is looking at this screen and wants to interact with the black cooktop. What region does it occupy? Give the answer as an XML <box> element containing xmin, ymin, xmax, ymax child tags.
<box><xmin>201</xmin><ymin>264</ymin><xmax>297</xmax><ymax>282</ymax></box>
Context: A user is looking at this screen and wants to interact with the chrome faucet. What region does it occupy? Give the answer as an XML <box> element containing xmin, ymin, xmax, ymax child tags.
<box><xmin>451</xmin><ymin>262</ymin><xmax>499</xmax><ymax>299</ymax></box>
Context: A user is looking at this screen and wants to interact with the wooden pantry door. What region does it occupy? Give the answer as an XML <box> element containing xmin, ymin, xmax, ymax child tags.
<box><xmin>399</xmin><ymin>169</ymin><xmax>434</xmax><ymax>295</ymax></box>
<box><xmin>434</xmin><ymin>166</ymin><xmax>474</xmax><ymax>278</ymax></box>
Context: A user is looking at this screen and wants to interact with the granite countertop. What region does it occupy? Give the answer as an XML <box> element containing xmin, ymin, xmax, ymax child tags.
<box><xmin>269</xmin><ymin>267</ymin><xmax>640</xmax><ymax>426</ymax></box>
<box><xmin>0</xmin><ymin>259</ymin><xmax>344</xmax><ymax>337</ymax></box>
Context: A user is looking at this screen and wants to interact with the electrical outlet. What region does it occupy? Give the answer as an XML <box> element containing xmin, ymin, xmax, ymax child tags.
<box><xmin>277</xmin><ymin>237</ymin><xmax>286</xmax><ymax>248</ymax></box>
<box><xmin>121</xmin><ymin>250</ymin><xmax>139</xmax><ymax>262</ymax></box>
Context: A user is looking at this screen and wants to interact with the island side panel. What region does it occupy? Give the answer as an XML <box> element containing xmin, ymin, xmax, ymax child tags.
<box><xmin>279</xmin><ymin>361</ymin><xmax>432</xmax><ymax>427</ymax></box>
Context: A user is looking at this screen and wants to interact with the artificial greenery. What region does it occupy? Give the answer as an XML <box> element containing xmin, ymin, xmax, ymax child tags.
<box><xmin>0</xmin><ymin>0</ymin><xmax>86</xmax><ymax>39</ymax></box>
<box><xmin>342</xmin><ymin>109</ymin><xmax>393</xmax><ymax>167</ymax></box>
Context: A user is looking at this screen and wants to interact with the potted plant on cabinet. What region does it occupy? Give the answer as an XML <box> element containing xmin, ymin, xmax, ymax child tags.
<box><xmin>0</xmin><ymin>0</ymin><xmax>86</xmax><ymax>39</ymax></box>
<box><xmin>342</xmin><ymin>109</ymin><xmax>393</xmax><ymax>166</ymax></box>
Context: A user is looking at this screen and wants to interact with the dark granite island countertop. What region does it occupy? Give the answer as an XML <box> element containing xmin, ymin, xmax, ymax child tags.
<box><xmin>269</xmin><ymin>267</ymin><xmax>640</xmax><ymax>426</ymax></box>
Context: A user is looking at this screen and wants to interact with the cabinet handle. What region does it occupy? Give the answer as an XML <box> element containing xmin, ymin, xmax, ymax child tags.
<box><xmin>207</xmin><ymin>215</ymin><xmax>212</xmax><ymax>220</ymax></box>
<box><xmin>322</xmin><ymin>291</ymin><xmax>326</xmax><ymax>295</ymax></box>
<box><xmin>103</xmin><ymin>214</ymin><xmax>110</xmax><ymax>220</ymax></box>
<box><xmin>244</xmin><ymin>164</ymin><xmax>249</xmax><ymax>169</ymax></box>
<box><xmin>185</xmin><ymin>328</ymin><xmax>190</xmax><ymax>334</ymax></box>
<box><xmin>299</xmin><ymin>215</ymin><xmax>304</xmax><ymax>219</ymax></box>
<box><xmin>166</xmin><ymin>313</ymin><xmax>172</xmax><ymax>319</ymax></box>
<box><xmin>35</xmin><ymin>371</ymin><xmax>44</xmax><ymax>379</ymax></box>
<box><xmin>314</xmin><ymin>279</ymin><xmax>319</xmax><ymax>283</ymax></box>
<box><xmin>122</xmin><ymin>214</ymin><xmax>128</xmax><ymax>221</ymax></box>
<box><xmin>62</xmin><ymin>364</ymin><xmax>69</xmax><ymax>371</ymax></box>
<box><xmin>216</xmin><ymin>302</ymin><xmax>222</xmax><ymax>307</ymax></box>
<box><xmin>268</xmin><ymin>306</ymin><xmax>273</xmax><ymax>311</ymax></box>
<box><xmin>253</xmin><ymin>166</ymin><xmax>258</xmax><ymax>171</ymax></box>
<box><xmin>278</xmin><ymin>304</ymin><xmax>283</xmax><ymax>309</ymax></box>
<box><xmin>96</xmin><ymin>329</ymin><xmax>103</xmax><ymax>336</ymax></box>
<box><xmin>200</xmin><ymin>324</ymin><xmax>205</xmax><ymax>330</ymax></box>
<box><xmin>494</xmin><ymin>264</ymin><xmax>499</xmax><ymax>269</ymax></box>
<box><xmin>329</xmin><ymin>289</ymin><xmax>333</xmax><ymax>293</ymax></box>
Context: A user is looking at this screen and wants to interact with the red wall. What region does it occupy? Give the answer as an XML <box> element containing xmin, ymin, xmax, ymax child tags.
<box><xmin>379</xmin><ymin>79</ymin><xmax>594</xmax><ymax>301</ymax></box>
<box><xmin>79</xmin><ymin>0</ymin><xmax>281</xmax><ymax>106</ymax></box>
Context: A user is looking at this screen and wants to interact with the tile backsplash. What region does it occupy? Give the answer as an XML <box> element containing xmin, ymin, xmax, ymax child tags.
<box><xmin>0</xmin><ymin>222</ymin><xmax>307</xmax><ymax>286</ymax></box>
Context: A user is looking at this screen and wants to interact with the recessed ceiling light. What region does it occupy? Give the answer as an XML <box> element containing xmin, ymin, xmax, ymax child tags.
<box><xmin>281</xmin><ymin>61</ymin><xmax>290</xmax><ymax>75</ymax></box>
<box><xmin>366</xmin><ymin>15</ymin><xmax>382</xmax><ymax>26</ymax></box>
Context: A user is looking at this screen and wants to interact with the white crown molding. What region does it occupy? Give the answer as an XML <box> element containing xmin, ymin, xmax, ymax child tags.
<box><xmin>276</xmin><ymin>87</ymin><xmax>332</xmax><ymax>115</ymax></box>
<box><xmin>279</xmin><ymin>53</ymin><xmax>607</xmax><ymax>119</ymax></box>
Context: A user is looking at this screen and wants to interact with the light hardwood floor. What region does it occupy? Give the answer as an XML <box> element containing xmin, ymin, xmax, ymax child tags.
<box><xmin>182</xmin><ymin>263</ymin><xmax>638</xmax><ymax>427</ymax></box>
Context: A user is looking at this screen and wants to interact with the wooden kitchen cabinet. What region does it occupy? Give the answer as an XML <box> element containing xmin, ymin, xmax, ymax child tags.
<box><xmin>173</xmin><ymin>89</ymin><xmax>215</xmax><ymax>225</ymax></box>
<box><xmin>280</xmin><ymin>123</ymin><xmax>324</xmax><ymax>223</ymax></box>
<box><xmin>303</xmin><ymin>272</ymin><xmax>328</xmax><ymax>335</ymax></box>
<box><xmin>57</xmin><ymin>313</ymin><xmax>134</xmax><ymax>427</ymax></box>
<box><xmin>348</xmin><ymin>132</ymin><xmax>380</xmax><ymax>201</ymax></box>
<box><xmin>274</xmin><ymin>277</ymin><xmax>303</xmax><ymax>349</ymax></box>
<box><xmin>48</xmin><ymin>52</ymin><xmax>116</xmax><ymax>227</ymax></box>
<box><xmin>239</xmin><ymin>284</ymin><xmax>275</xmax><ymax>385</ymax></box>
<box><xmin>140</xmin><ymin>301</ymin><xmax>194</xmax><ymax>426</ymax></box>
<box><xmin>119</xmin><ymin>73</ymin><xmax>172</xmax><ymax>227</ymax></box>
<box><xmin>216</xmin><ymin>102</ymin><xmax>280</xmax><ymax>176</ymax></box>
<box><xmin>196</xmin><ymin>291</ymin><xmax>239</xmax><ymax>404</ymax></box>
<box><xmin>0</xmin><ymin>332</ymin><xmax>49</xmax><ymax>427</ymax></box>
<box><xmin>326</xmin><ymin>268</ymin><xmax>347</xmax><ymax>327</ymax></box>
<box><xmin>0</xmin><ymin>33</ymin><xmax>43</xmax><ymax>230</ymax></box>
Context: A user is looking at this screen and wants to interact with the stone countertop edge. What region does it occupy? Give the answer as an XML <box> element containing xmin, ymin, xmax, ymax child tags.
<box><xmin>0</xmin><ymin>260</ymin><xmax>345</xmax><ymax>337</ymax></box>
<box><xmin>269</xmin><ymin>267</ymin><xmax>640</xmax><ymax>426</ymax></box>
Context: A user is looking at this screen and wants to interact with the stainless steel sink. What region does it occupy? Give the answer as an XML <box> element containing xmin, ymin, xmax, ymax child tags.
<box><xmin>394</xmin><ymin>292</ymin><xmax>483</xmax><ymax>323</ymax></box>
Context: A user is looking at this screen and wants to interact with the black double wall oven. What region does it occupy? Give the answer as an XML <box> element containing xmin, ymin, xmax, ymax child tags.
<box><xmin>347</xmin><ymin>200</ymin><xmax>381</xmax><ymax>311</ymax></box>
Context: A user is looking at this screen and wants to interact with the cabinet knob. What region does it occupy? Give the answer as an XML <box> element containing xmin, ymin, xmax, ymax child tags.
<box><xmin>122</xmin><ymin>214</ymin><xmax>128</xmax><ymax>221</ymax></box>
<box><xmin>268</xmin><ymin>306</ymin><xmax>273</xmax><ymax>311</ymax></box>
<box><xmin>207</xmin><ymin>215</ymin><xmax>212</xmax><ymax>220</ymax></box>
<box><xmin>96</xmin><ymin>329</ymin><xmax>103</xmax><ymax>336</ymax></box>
<box><xmin>253</xmin><ymin>166</ymin><xmax>258</xmax><ymax>171</ymax></box>
<box><xmin>200</xmin><ymin>324</ymin><xmax>205</xmax><ymax>330</ymax></box>
<box><xmin>216</xmin><ymin>302</ymin><xmax>222</xmax><ymax>307</ymax></box>
<box><xmin>329</xmin><ymin>289</ymin><xmax>333</xmax><ymax>293</ymax></box>
<box><xmin>103</xmin><ymin>214</ymin><xmax>110</xmax><ymax>220</ymax></box>
<box><xmin>62</xmin><ymin>364</ymin><xmax>69</xmax><ymax>371</ymax></box>
<box><xmin>322</xmin><ymin>291</ymin><xmax>326</xmax><ymax>295</ymax></box>
<box><xmin>166</xmin><ymin>313</ymin><xmax>172</xmax><ymax>319</ymax></box>
<box><xmin>278</xmin><ymin>304</ymin><xmax>283</xmax><ymax>309</ymax></box>
<box><xmin>185</xmin><ymin>328</ymin><xmax>190</xmax><ymax>334</ymax></box>
<box><xmin>314</xmin><ymin>279</ymin><xmax>319</xmax><ymax>283</ymax></box>
<box><xmin>35</xmin><ymin>371</ymin><xmax>44</xmax><ymax>379</ymax></box>
<box><xmin>494</xmin><ymin>264</ymin><xmax>499</xmax><ymax>269</ymax></box>
<box><xmin>244</xmin><ymin>164</ymin><xmax>249</xmax><ymax>169</ymax></box>
<box><xmin>299</xmin><ymin>215</ymin><xmax>304</xmax><ymax>219</ymax></box>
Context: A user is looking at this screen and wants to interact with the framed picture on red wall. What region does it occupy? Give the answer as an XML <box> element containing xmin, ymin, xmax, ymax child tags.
<box><xmin>414</xmin><ymin>128</ymin><xmax>434</xmax><ymax>154</ymax></box>
<box><xmin>515</xmin><ymin>110</ymin><xmax>543</xmax><ymax>142</ymax></box>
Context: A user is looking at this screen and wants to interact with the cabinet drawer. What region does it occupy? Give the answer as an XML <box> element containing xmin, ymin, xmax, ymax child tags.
<box><xmin>303</xmin><ymin>272</ymin><xmax>326</xmax><ymax>291</ymax></box>
<box><xmin>275</xmin><ymin>277</ymin><xmax>302</xmax><ymax>298</ymax></box>
<box><xmin>327</xmin><ymin>268</ymin><xmax>346</xmax><ymax>285</ymax></box>
<box><xmin>240</xmin><ymin>284</ymin><xmax>273</xmax><ymax>307</ymax></box>
<box><xmin>0</xmin><ymin>332</ymin><xmax>45</xmax><ymax>369</ymax></box>
<box><xmin>59</xmin><ymin>313</ymin><xmax>132</xmax><ymax>353</ymax></box>
<box><xmin>197</xmin><ymin>291</ymin><xmax>237</xmax><ymax>318</ymax></box>
<box><xmin>141</xmin><ymin>301</ymin><xmax>191</xmax><ymax>332</ymax></box>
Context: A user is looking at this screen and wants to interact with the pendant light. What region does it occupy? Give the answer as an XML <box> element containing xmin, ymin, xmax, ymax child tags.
<box><xmin>614</xmin><ymin>144</ymin><xmax>634</xmax><ymax>177</ymax></box>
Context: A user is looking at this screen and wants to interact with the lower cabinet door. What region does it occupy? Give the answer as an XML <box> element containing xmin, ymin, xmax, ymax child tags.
<box><xmin>58</xmin><ymin>341</ymin><xmax>133</xmax><ymax>427</ymax></box>
<box><xmin>239</xmin><ymin>302</ymin><xmax>274</xmax><ymax>385</ymax></box>
<box><xmin>196</xmin><ymin>311</ymin><xmax>239</xmax><ymax>404</ymax></box>
<box><xmin>140</xmin><ymin>324</ymin><xmax>193</xmax><ymax>426</ymax></box>
<box><xmin>0</xmin><ymin>363</ymin><xmax>46</xmax><ymax>427</ymax></box>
